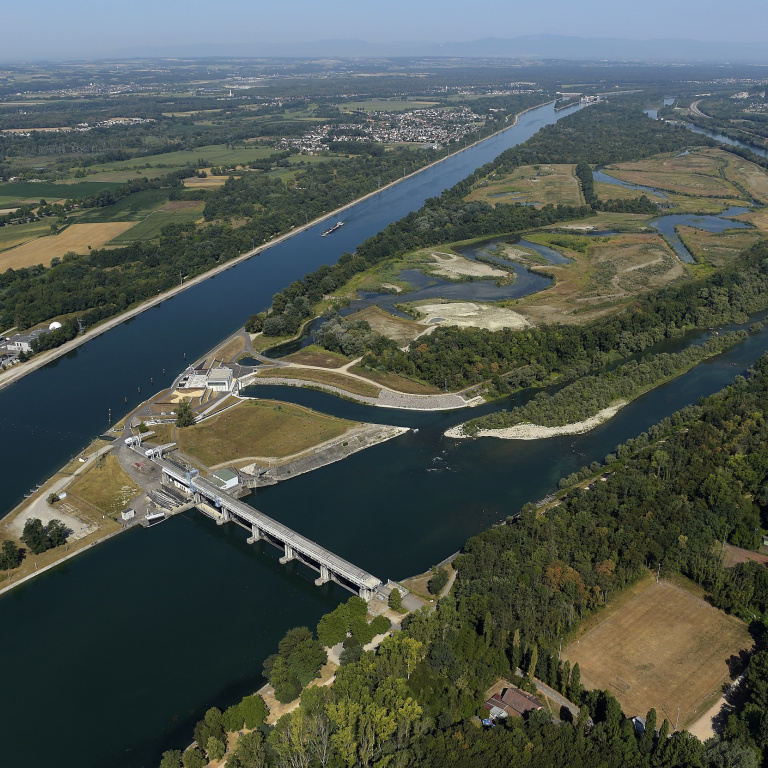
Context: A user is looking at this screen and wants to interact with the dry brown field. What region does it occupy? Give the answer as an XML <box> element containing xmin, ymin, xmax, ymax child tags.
<box><xmin>563</xmin><ymin>580</ymin><xmax>751</xmax><ymax>727</ymax></box>
<box><xmin>676</xmin><ymin>225</ymin><xmax>763</xmax><ymax>267</ymax></box>
<box><xmin>174</xmin><ymin>399</ymin><xmax>355</xmax><ymax>466</ymax></box>
<box><xmin>158</xmin><ymin>200</ymin><xmax>205</xmax><ymax>212</ymax></box>
<box><xmin>282</xmin><ymin>346</ymin><xmax>351</xmax><ymax>369</ymax></box>
<box><xmin>349</xmin><ymin>366</ymin><xmax>441</xmax><ymax>394</ymax></box>
<box><xmin>183</xmin><ymin>173</ymin><xmax>230</xmax><ymax>189</ymax></box>
<box><xmin>734</xmin><ymin>207</ymin><xmax>768</xmax><ymax>234</ymax></box>
<box><xmin>514</xmin><ymin>234</ymin><xmax>685</xmax><ymax>325</ymax></box>
<box><xmin>465</xmin><ymin>163</ymin><xmax>583</xmax><ymax>207</ymax></box>
<box><xmin>722</xmin><ymin>543</ymin><xmax>768</xmax><ymax>569</ymax></box>
<box><xmin>595</xmin><ymin>182</ymin><xmax>666</xmax><ymax>204</ymax></box>
<box><xmin>604</xmin><ymin>149</ymin><xmax>746</xmax><ymax>199</ymax></box>
<box><xmin>0</xmin><ymin>222</ymin><xmax>134</xmax><ymax>268</ymax></box>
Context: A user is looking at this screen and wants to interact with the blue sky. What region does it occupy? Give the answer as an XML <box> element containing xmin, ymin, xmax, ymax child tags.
<box><xmin>4</xmin><ymin>0</ymin><xmax>768</xmax><ymax>60</ymax></box>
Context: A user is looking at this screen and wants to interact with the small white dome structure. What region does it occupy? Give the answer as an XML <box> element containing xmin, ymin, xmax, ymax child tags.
<box><xmin>49</xmin><ymin>321</ymin><xmax>63</xmax><ymax>331</ymax></box>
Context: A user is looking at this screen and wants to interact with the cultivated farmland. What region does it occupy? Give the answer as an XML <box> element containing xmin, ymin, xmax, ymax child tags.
<box><xmin>0</xmin><ymin>222</ymin><xmax>134</xmax><ymax>269</ymax></box>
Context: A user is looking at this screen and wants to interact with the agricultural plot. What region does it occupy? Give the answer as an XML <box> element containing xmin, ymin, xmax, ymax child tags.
<box><xmin>338</xmin><ymin>99</ymin><xmax>440</xmax><ymax>113</ymax></box>
<box><xmin>108</xmin><ymin>200</ymin><xmax>205</xmax><ymax>244</ymax></box>
<box><xmin>83</xmin><ymin>143</ymin><xmax>277</xmax><ymax>179</ymax></box>
<box><xmin>0</xmin><ymin>219</ymin><xmax>51</xmax><ymax>254</ymax></box>
<box><xmin>0</xmin><ymin>222</ymin><xmax>134</xmax><ymax>268</ymax></box>
<box><xmin>75</xmin><ymin>189</ymin><xmax>170</xmax><ymax>223</ymax></box>
<box><xmin>0</xmin><ymin>180</ymin><xmax>118</xmax><ymax>206</ymax></box>
<box><xmin>465</xmin><ymin>164</ymin><xmax>584</xmax><ymax>207</ymax></box>
<box><xmin>564</xmin><ymin>579</ymin><xmax>751</xmax><ymax>727</ymax></box>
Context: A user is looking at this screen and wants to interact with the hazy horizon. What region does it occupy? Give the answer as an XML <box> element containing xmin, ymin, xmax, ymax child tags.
<box><xmin>4</xmin><ymin>0</ymin><xmax>768</xmax><ymax>62</ymax></box>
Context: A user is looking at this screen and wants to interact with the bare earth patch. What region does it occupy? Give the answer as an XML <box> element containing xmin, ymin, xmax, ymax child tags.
<box><xmin>515</xmin><ymin>234</ymin><xmax>686</xmax><ymax>326</ymax></box>
<box><xmin>345</xmin><ymin>306</ymin><xmax>428</xmax><ymax>345</ymax></box>
<box><xmin>563</xmin><ymin>579</ymin><xmax>751</xmax><ymax>727</ymax></box>
<box><xmin>429</xmin><ymin>251</ymin><xmax>507</xmax><ymax>279</ymax></box>
<box><xmin>282</xmin><ymin>346</ymin><xmax>350</xmax><ymax>369</ymax></box>
<box><xmin>0</xmin><ymin>222</ymin><xmax>135</xmax><ymax>268</ymax></box>
<box><xmin>417</xmin><ymin>301</ymin><xmax>529</xmax><ymax>331</ymax></box>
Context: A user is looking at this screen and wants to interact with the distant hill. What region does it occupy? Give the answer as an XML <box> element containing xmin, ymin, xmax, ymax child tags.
<box><xmin>121</xmin><ymin>34</ymin><xmax>767</xmax><ymax>63</ymax></box>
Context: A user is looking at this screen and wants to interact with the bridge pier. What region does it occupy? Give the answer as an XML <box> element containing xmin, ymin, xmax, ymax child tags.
<box><xmin>279</xmin><ymin>543</ymin><xmax>295</xmax><ymax>564</ymax></box>
<box><xmin>246</xmin><ymin>523</ymin><xmax>263</xmax><ymax>544</ymax></box>
<box><xmin>314</xmin><ymin>564</ymin><xmax>331</xmax><ymax>587</ymax></box>
<box><xmin>216</xmin><ymin>506</ymin><xmax>230</xmax><ymax>525</ymax></box>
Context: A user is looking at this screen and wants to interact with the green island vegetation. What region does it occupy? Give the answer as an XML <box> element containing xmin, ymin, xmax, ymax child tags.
<box><xmin>460</xmin><ymin>330</ymin><xmax>747</xmax><ymax>434</ymax></box>
<box><xmin>160</xmin><ymin>353</ymin><xmax>768</xmax><ymax>767</ymax></box>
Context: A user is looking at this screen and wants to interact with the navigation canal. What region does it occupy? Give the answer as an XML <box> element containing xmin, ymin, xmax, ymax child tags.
<box><xmin>3</xmin><ymin>100</ymin><xmax>768</xmax><ymax>768</ymax></box>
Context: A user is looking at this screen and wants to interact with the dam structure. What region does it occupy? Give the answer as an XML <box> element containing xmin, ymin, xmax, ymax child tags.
<box><xmin>155</xmin><ymin>456</ymin><xmax>382</xmax><ymax>600</ymax></box>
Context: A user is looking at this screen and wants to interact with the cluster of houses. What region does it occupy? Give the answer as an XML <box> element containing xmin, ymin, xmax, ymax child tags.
<box><xmin>276</xmin><ymin>106</ymin><xmax>486</xmax><ymax>154</ymax></box>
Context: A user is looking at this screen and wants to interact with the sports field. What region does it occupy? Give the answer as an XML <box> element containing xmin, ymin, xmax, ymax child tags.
<box><xmin>563</xmin><ymin>579</ymin><xmax>751</xmax><ymax>728</ymax></box>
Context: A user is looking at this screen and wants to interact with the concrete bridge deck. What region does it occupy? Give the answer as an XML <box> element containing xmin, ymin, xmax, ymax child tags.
<box><xmin>155</xmin><ymin>456</ymin><xmax>381</xmax><ymax>598</ymax></box>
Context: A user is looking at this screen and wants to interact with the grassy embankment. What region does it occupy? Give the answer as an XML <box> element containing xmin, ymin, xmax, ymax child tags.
<box><xmin>150</xmin><ymin>399</ymin><xmax>358</xmax><ymax>469</ymax></box>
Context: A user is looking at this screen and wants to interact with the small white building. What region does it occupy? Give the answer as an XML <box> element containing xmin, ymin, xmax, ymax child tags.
<box><xmin>209</xmin><ymin>468</ymin><xmax>239</xmax><ymax>491</ymax></box>
<box><xmin>206</xmin><ymin>367</ymin><xmax>234</xmax><ymax>392</ymax></box>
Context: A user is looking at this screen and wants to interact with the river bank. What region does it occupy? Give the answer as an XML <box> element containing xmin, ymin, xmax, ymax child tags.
<box><xmin>0</xmin><ymin>100</ymin><xmax>557</xmax><ymax>396</ymax></box>
<box><xmin>445</xmin><ymin>402</ymin><xmax>627</xmax><ymax>440</ymax></box>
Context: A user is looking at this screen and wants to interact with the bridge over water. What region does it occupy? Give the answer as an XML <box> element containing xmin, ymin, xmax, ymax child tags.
<box><xmin>155</xmin><ymin>456</ymin><xmax>382</xmax><ymax>600</ymax></box>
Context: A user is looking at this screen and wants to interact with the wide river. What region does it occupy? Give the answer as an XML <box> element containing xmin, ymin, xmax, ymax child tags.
<box><xmin>3</xmin><ymin>100</ymin><xmax>768</xmax><ymax>768</ymax></box>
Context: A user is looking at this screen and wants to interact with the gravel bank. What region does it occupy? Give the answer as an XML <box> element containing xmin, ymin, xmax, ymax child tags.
<box><xmin>445</xmin><ymin>402</ymin><xmax>627</xmax><ymax>440</ymax></box>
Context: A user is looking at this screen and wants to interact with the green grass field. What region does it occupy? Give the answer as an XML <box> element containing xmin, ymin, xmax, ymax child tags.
<box><xmin>75</xmin><ymin>189</ymin><xmax>171</xmax><ymax>223</ymax></box>
<box><xmin>0</xmin><ymin>180</ymin><xmax>119</xmax><ymax>205</ymax></box>
<box><xmin>109</xmin><ymin>205</ymin><xmax>204</xmax><ymax>244</ymax></box>
<box><xmin>0</xmin><ymin>219</ymin><xmax>51</xmax><ymax>251</ymax></box>
<box><xmin>338</xmin><ymin>99</ymin><xmax>440</xmax><ymax>113</ymax></box>
<box><xmin>84</xmin><ymin>143</ymin><xmax>277</xmax><ymax>176</ymax></box>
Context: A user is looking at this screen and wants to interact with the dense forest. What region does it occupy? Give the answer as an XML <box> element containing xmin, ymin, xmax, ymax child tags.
<box><xmin>161</xmin><ymin>354</ymin><xmax>768</xmax><ymax>768</ymax></box>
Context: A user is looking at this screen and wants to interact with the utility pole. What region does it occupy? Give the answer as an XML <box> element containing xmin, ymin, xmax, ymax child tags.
<box><xmin>656</xmin><ymin>562</ymin><xmax>661</xmax><ymax>582</ymax></box>
<box><xmin>675</xmin><ymin>707</ymin><xmax>680</xmax><ymax>731</ymax></box>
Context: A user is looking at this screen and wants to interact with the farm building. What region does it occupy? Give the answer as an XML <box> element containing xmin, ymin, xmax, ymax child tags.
<box><xmin>484</xmin><ymin>686</ymin><xmax>543</xmax><ymax>719</ymax></box>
